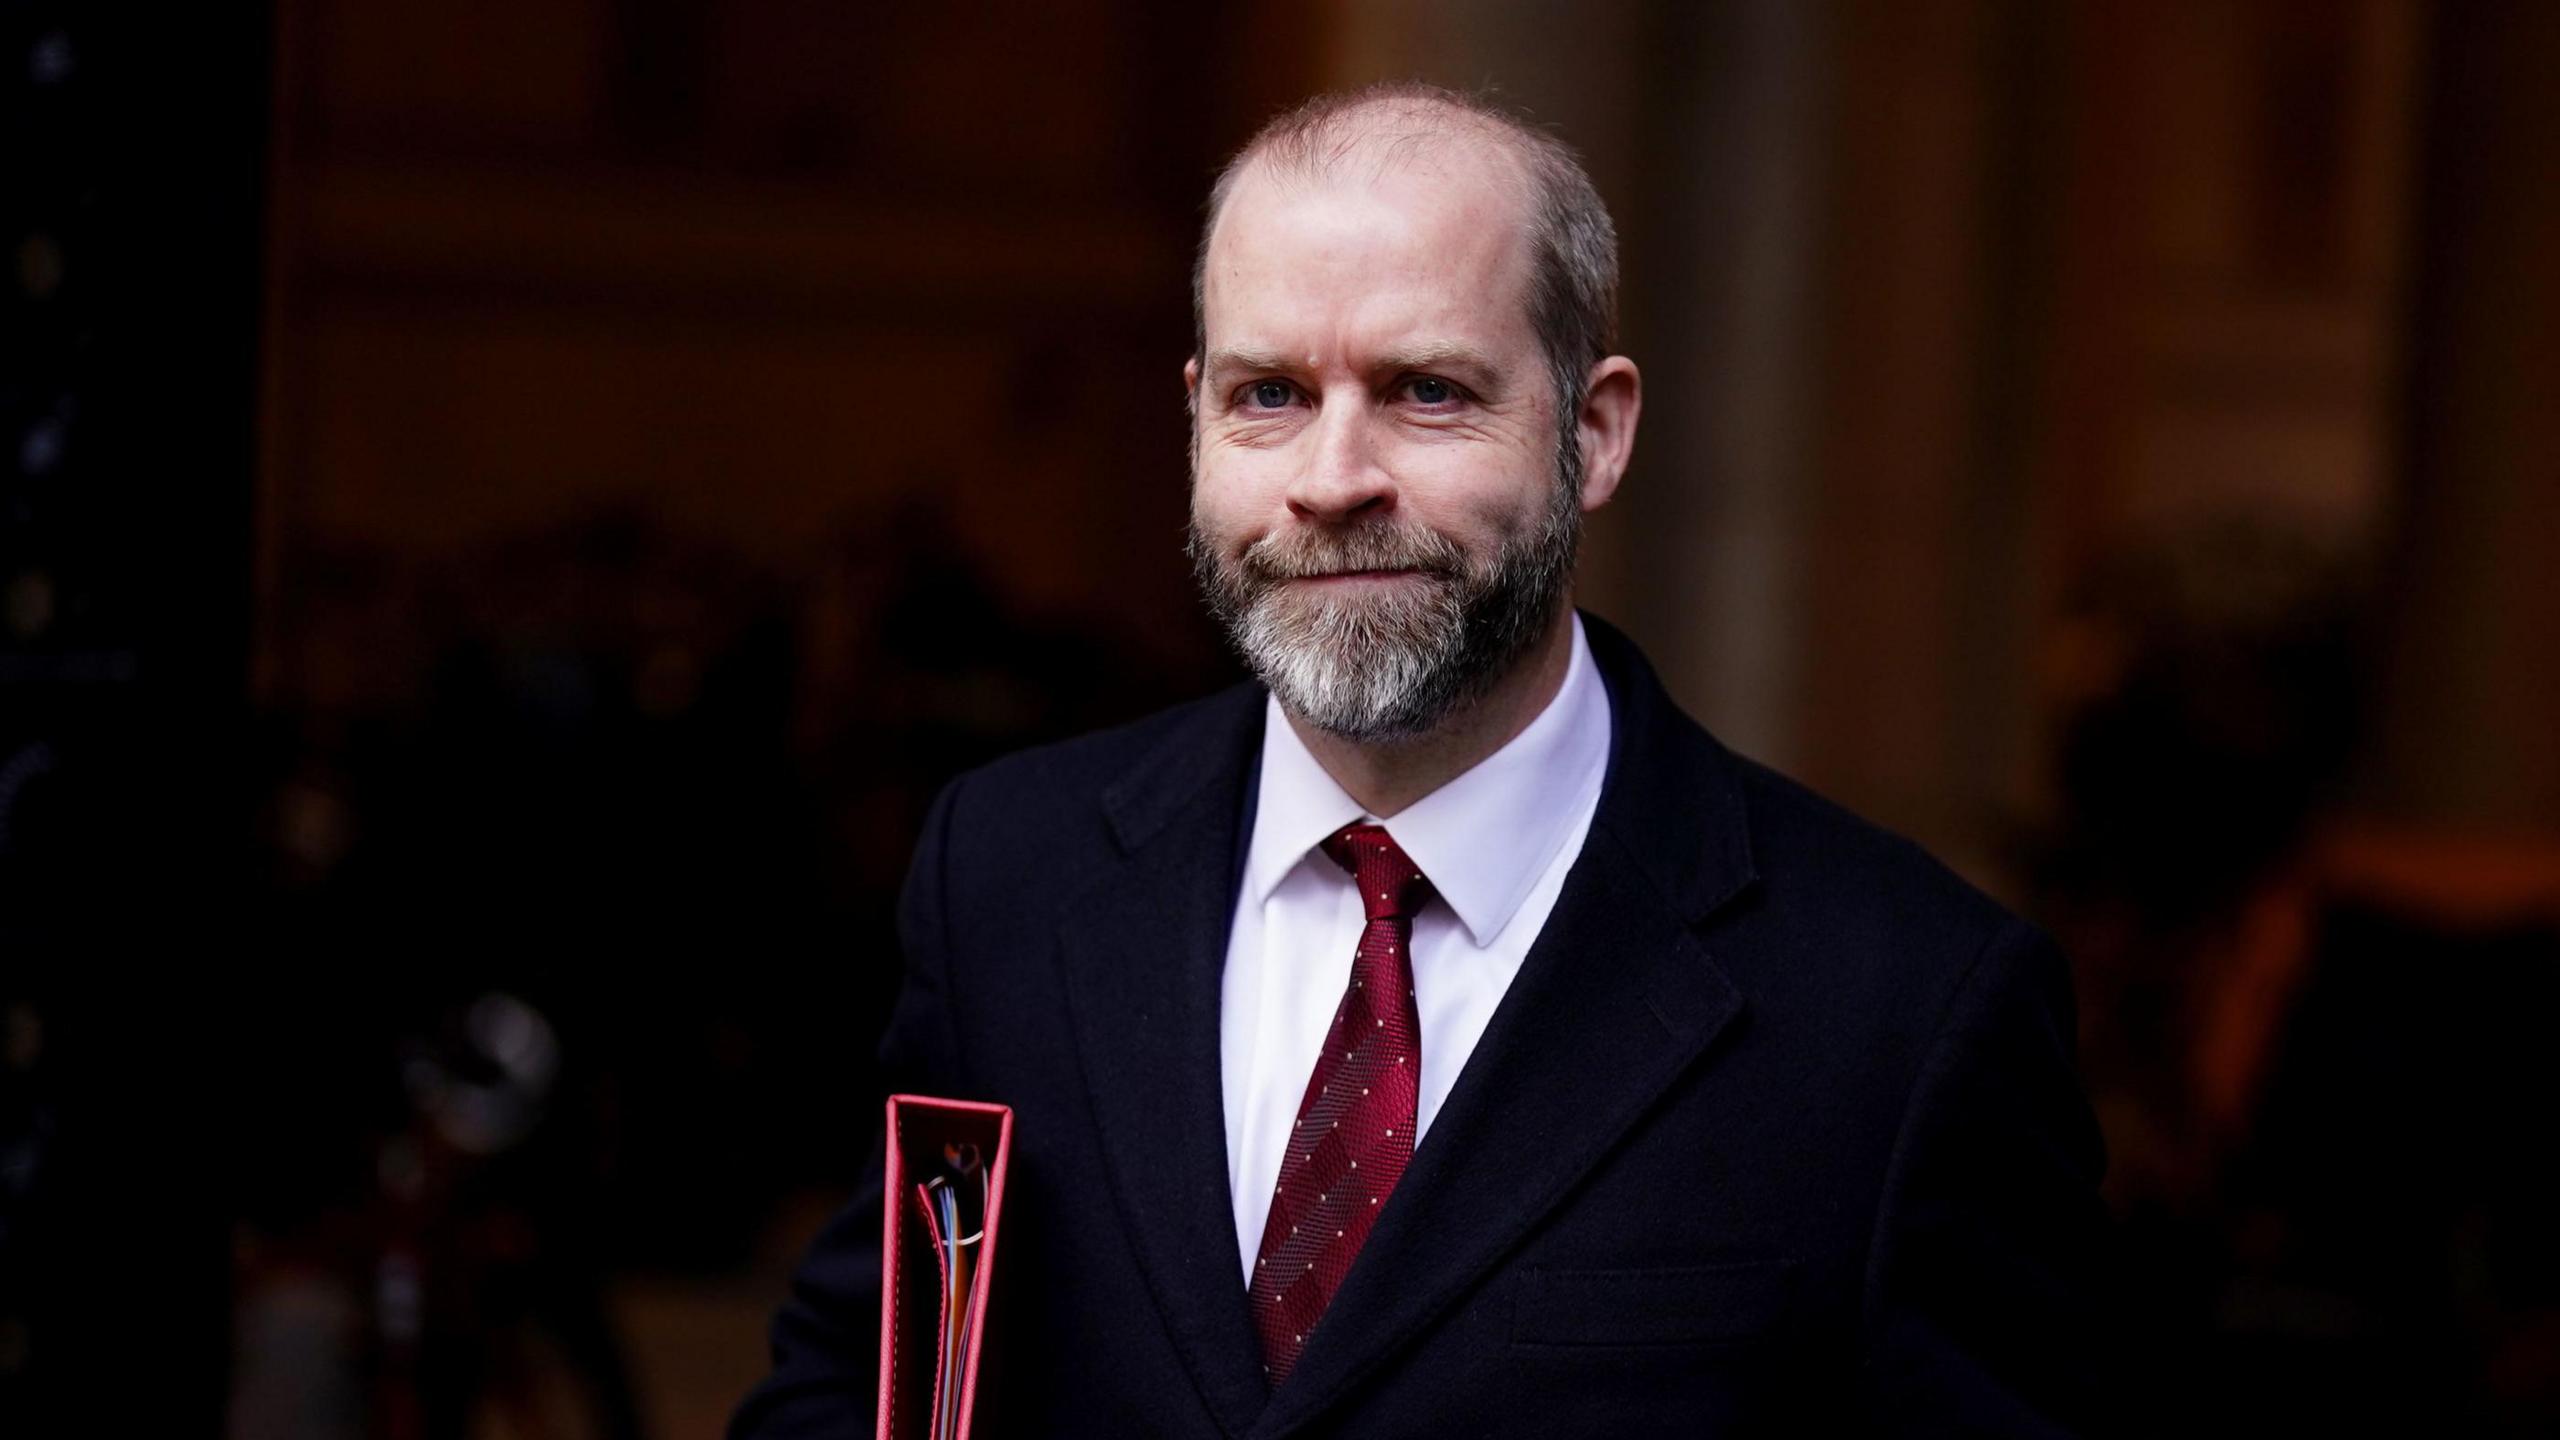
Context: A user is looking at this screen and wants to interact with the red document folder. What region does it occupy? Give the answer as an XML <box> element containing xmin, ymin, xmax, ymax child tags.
<box><xmin>876</xmin><ymin>1095</ymin><xmax>1013</xmax><ymax>1440</ymax></box>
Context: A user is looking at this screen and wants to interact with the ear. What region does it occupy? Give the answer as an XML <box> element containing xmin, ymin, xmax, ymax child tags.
<box><xmin>1574</xmin><ymin>356</ymin><xmax>1641</xmax><ymax>513</ymax></box>
<box><xmin>1183</xmin><ymin>355</ymin><xmax>1201</xmax><ymax>403</ymax></box>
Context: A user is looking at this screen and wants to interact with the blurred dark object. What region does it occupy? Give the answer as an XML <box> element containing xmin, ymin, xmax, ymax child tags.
<box><xmin>219</xmin><ymin>496</ymin><xmax>1215</xmax><ymax>1436</ymax></box>
<box><xmin>2033</xmin><ymin>512</ymin><xmax>2560</xmax><ymax>1432</ymax></box>
<box><xmin>2215</xmin><ymin>883</ymin><xmax>2560</xmax><ymax>1430</ymax></box>
<box><xmin>2101</xmin><ymin>838</ymin><xmax>2560</xmax><ymax>1435</ymax></box>
<box><xmin>2043</xmin><ymin>519</ymin><xmax>2367</xmax><ymax>933</ymax></box>
<box><xmin>229</xmin><ymin>989</ymin><xmax>646</xmax><ymax>1440</ymax></box>
<box><xmin>1</xmin><ymin>7</ymin><xmax>268</xmax><ymax>1435</ymax></box>
<box><xmin>2035</xmin><ymin>518</ymin><xmax>2369</xmax><ymax>1209</ymax></box>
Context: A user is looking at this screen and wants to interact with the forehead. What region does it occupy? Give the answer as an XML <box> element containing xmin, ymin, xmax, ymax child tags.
<box><xmin>1200</xmin><ymin>140</ymin><xmax>1539</xmax><ymax>358</ymax></box>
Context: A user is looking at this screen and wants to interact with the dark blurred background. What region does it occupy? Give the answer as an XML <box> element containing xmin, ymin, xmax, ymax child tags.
<box><xmin>5</xmin><ymin>1</ymin><xmax>2557</xmax><ymax>1436</ymax></box>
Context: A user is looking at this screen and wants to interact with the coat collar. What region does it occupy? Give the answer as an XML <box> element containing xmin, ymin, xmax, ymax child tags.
<box><xmin>1065</xmin><ymin>683</ymin><xmax>1273</xmax><ymax>1434</ymax></box>
<box><xmin>1057</xmin><ymin>614</ymin><xmax>1761</xmax><ymax>1437</ymax></box>
<box><xmin>1577</xmin><ymin>611</ymin><xmax>1760</xmax><ymax>924</ymax></box>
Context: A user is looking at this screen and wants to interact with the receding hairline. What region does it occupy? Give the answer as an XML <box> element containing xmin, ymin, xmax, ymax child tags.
<box><xmin>1188</xmin><ymin>82</ymin><xmax>1622</xmax><ymax>445</ymax></box>
<box><xmin>1202</xmin><ymin>92</ymin><xmax>1545</xmax><ymax>259</ymax></box>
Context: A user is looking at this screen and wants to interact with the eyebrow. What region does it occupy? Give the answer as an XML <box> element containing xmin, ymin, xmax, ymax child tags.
<box><xmin>1200</xmin><ymin>347</ymin><xmax>1306</xmax><ymax>384</ymax></box>
<box><xmin>1201</xmin><ymin>341</ymin><xmax>1503</xmax><ymax>386</ymax></box>
<box><xmin>1376</xmin><ymin>341</ymin><xmax>1498</xmax><ymax>379</ymax></box>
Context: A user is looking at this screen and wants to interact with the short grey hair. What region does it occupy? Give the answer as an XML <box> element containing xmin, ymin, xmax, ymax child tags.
<box><xmin>1189</xmin><ymin>82</ymin><xmax>1620</xmax><ymax>428</ymax></box>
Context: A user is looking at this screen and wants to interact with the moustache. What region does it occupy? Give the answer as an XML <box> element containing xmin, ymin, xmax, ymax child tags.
<box><xmin>1235</xmin><ymin>522</ymin><xmax>1468</xmax><ymax>587</ymax></box>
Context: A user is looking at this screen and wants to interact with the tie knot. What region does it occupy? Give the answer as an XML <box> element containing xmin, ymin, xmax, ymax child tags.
<box><xmin>1320</xmin><ymin>823</ymin><xmax>1433</xmax><ymax>921</ymax></box>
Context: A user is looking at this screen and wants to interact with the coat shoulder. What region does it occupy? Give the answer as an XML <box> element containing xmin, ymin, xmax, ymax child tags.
<box><xmin>1723</xmin><ymin>752</ymin><xmax>2031</xmax><ymax>992</ymax></box>
<box><xmin>932</xmin><ymin>681</ymin><xmax>1261</xmax><ymax>873</ymax></box>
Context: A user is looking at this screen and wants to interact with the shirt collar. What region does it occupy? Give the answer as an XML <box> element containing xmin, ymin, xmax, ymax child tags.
<box><xmin>1242</xmin><ymin>613</ymin><xmax>1613</xmax><ymax>948</ymax></box>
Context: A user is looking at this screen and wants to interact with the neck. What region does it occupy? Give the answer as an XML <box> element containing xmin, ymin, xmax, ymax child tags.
<box><xmin>1285</xmin><ymin>604</ymin><xmax>1576</xmax><ymax>818</ymax></box>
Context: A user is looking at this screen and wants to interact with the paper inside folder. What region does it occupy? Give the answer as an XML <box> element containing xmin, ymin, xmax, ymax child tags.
<box><xmin>876</xmin><ymin>1096</ymin><xmax>1012</xmax><ymax>1440</ymax></box>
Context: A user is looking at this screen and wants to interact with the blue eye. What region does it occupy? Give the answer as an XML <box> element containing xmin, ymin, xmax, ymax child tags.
<box><xmin>1407</xmin><ymin>377</ymin><xmax>1453</xmax><ymax>405</ymax></box>
<box><xmin>1248</xmin><ymin>380</ymin><xmax>1293</xmax><ymax>409</ymax></box>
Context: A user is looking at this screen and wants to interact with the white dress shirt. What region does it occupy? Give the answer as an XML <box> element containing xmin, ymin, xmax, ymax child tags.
<box><xmin>1218</xmin><ymin>614</ymin><xmax>1612</xmax><ymax>1282</ymax></box>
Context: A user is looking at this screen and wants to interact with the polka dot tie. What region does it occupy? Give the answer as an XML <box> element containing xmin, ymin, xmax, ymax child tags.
<box><xmin>1248</xmin><ymin>823</ymin><xmax>1432</xmax><ymax>1385</ymax></box>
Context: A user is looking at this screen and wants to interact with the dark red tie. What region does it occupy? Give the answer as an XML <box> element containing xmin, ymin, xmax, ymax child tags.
<box><xmin>1248</xmin><ymin>823</ymin><xmax>1431</xmax><ymax>1384</ymax></box>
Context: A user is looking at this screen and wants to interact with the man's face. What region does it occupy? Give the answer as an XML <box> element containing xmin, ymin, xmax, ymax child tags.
<box><xmin>1186</xmin><ymin>148</ymin><xmax>1579</xmax><ymax>740</ymax></box>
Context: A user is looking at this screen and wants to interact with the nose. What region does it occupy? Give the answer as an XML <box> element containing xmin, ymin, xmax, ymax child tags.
<box><xmin>1284</xmin><ymin>395</ymin><xmax>1394</xmax><ymax>524</ymax></box>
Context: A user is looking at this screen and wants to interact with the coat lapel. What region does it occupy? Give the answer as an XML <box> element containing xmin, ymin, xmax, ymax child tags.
<box><xmin>1247</xmin><ymin>616</ymin><xmax>1763</xmax><ymax>1439</ymax></box>
<box><xmin>1053</xmin><ymin>686</ymin><xmax>1274</xmax><ymax>1437</ymax></box>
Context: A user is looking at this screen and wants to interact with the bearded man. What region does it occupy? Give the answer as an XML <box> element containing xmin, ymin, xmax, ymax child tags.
<box><xmin>735</xmin><ymin>83</ymin><xmax>2110</xmax><ymax>1438</ymax></box>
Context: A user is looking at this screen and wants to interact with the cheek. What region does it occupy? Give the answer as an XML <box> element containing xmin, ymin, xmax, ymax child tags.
<box><xmin>1396</xmin><ymin>449</ymin><xmax>1555</xmax><ymax>534</ymax></box>
<box><xmin>1187</xmin><ymin>468</ymin><xmax>1259</xmax><ymax>551</ymax></box>
<box><xmin>1192</xmin><ymin>451</ymin><xmax>1290</xmax><ymax>527</ymax></box>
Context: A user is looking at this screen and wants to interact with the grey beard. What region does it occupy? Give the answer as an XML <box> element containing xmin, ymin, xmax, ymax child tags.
<box><xmin>1189</xmin><ymin>479</ymin><xmax>1581</xmax><ymax>742</ymax></box>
